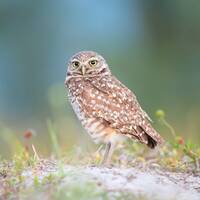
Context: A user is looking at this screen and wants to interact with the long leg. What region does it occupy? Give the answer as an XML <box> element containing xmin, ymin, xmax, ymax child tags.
<box><xmin>101</xmin><ymin>143</ymin><xmax>111</xmax><ymax>165</ymax></box>
<box><xmin>101</xmin><ymin>142</ymin><xmax>115</xmax><ymax>166</ymax></box>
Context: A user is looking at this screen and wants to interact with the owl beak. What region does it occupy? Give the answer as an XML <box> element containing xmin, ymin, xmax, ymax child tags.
<box><xmin>81</xmin><ymin>65</ymin><xmax>86</xmax><ymax>75</ymax></box>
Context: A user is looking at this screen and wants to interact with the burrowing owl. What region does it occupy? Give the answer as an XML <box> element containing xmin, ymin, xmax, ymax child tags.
<box><xmin>65</xmin><ymin>51</ymin><xmax>163</xmax><ymax>165</ymax></box>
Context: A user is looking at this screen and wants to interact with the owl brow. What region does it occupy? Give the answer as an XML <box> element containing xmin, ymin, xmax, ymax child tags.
<box><xmin>87</xmin><ymin>57</ymin><xmax>97</xmax><ymax>61</ymax></box>
<box><xmin>71</xmin><ymin>59</ymin><xmax>80</xmax><ymax>63</ymax></box>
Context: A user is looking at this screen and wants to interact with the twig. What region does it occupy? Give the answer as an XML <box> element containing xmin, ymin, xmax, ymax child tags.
<box><xmin>32</xmin><ymin>144</ymin><xmax>40</xmax><ymax>160</ymax></box>
<box><xmin>160</xmin><ymin>118</ymin><xmax>176</xmax><ymax>138</ymax></box>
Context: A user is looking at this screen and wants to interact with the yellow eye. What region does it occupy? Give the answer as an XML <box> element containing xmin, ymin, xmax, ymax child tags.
<box><xmin>89</xmin><ymin>60</ymin><xmax>98</xmax><ymax>67</ymax></box>
<box><xmin>72</xmin><ymin>61</ymin><xmax>80</xmax><ymax>68</ymax></box>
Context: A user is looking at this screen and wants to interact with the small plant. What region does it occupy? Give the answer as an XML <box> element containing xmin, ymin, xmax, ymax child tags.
<box><xmin>52</xmin><ymin>180</ymin><xmax>108</xmax><ymax>200</ymax></box>
<box><xmin>156</xmin><ymin>109</ymin><xmax>200</xmax><ymax>171</ymax></box>
<box><xmin>47</xmin><ymin>119</ymin><xmax>61</xmax><ymax>159</ymax></box>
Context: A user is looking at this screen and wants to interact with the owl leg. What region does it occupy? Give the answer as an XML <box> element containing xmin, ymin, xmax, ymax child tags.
<box><xmin>101</xmin><ymin>142</ymin><xmax>111</xmax><ymax>165</ymax></box>
<box><xmin>101</xmin><ymin>142</ymin><xmax>115</xmax><ymax>166</ymax></box>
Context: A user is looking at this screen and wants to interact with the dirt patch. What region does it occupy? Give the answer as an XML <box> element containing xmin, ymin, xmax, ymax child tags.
<box><xmin>12</xmin><ymin>160</ymin><xmax>200</xmax><ymax>200</ymax></box>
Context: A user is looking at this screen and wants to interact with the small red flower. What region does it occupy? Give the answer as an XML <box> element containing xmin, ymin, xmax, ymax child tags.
<box><xmin>24</xmin><ymin>129</ymin><xmax>35</xmax><ymax>139</ymax></box>
<box><xmin>177</xmin><ymin>137</ymin><xmax>184</xmax><ymax>145</ymax></box>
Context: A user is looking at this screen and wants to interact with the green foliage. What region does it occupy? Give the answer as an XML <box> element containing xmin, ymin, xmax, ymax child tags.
<box><xmin>47</xmin><ymin>119</ymin><xmax>61</xmax><ymax>158</ymax></box>
<box><xmin>33</xmin><ymin>176</ymin><xmax>40</xmax><ymax>187</ymax></box>
<box><xmin>52</xmin><ymin>182</ymin><xmax>108</xmax><ymax>200</ymax></box>
<box><xmin>156</xmin><ymin>110</ymin><xmax>200</xmax><ymax>171</ymax></box>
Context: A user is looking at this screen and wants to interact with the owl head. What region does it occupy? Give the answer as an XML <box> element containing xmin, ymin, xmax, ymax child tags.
<box><xmin>66</xmin><ymin>51</ymin><xmax>111</xmax><ymax>79</ymax></box>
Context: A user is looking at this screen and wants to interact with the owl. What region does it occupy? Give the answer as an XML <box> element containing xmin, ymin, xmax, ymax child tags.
<box><xmin>65</xmin><ymin>51</ymin><xmax>163</xmax><ymax>165</ymax></box>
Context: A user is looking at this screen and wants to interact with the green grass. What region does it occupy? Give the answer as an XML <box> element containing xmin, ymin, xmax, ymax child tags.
<box><xmin>47</xmin><ymin>119</ymin><xmax>61</xmax><ymax>159</ymax></box>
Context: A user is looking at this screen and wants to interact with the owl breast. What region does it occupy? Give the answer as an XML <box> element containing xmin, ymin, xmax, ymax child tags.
<box><xmin>68</xmin><ymin>79</ymin><xmax>124</xmax><ymax>144</ymax></box>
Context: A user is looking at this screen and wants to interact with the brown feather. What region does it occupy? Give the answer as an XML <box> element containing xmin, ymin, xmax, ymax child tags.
<box><xmin>66</xmin><ymin>51</ymin><xmax>164</xmax><ymax>147</ymax></box>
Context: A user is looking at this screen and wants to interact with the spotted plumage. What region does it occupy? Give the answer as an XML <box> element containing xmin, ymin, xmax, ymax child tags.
<box><xmin>65</xmin><ymin>51</ymin><xmax>164</xmax><ymax>164</ymax></box>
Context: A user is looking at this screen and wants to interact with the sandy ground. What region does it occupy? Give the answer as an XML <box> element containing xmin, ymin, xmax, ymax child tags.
<box><xmin>20</xmin><ymin>160</ymin><xmax>200</xmax><ymax>200</ymax></box>
<box><xmin>84</xmin><ymin>166</ymin><xmax>200</xmax><ymax>200</ymax></box>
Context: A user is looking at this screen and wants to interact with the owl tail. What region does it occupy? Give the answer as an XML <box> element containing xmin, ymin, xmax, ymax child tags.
<box><xmin>145</xmin><ymin>133</ymin><xmax>157</xmax><ymax>148</ymax></box>
<box><xmin>136</xmin><ymin>126</ymin><xmax>163</xmax><ymax>149</ymax></box>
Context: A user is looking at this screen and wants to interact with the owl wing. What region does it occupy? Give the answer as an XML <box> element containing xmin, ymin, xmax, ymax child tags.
<box><xmin>82</xmin><ymin>75</ymin><xmax>163</xmax><ymax>148</ymax></box>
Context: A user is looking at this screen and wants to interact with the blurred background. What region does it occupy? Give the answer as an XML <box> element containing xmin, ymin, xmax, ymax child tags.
<box><xmin>0</xmin><ymin>0</ymin><xmax>200</xmax><ymax>158</ymax></box>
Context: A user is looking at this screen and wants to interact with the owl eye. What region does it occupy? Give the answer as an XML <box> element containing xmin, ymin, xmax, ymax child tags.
<box><xmin>72</xmin><ymin>61</ymin><xmax>80</xmax><ymax>68</ymax></box>
<box><xmin>89</xmin><ymin>60</ymin><xmax>98</xmax><ymax>67</ymax></box>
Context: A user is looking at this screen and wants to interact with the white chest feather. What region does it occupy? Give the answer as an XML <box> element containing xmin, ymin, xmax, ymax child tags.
<box><xmin>69</xmin><ymin>89</ymin><xmax>125</xmax><ymax>145</ymax></box>
<box><xmin>71</xmin><ymin>98</ymin><xmax>85</xmax><ymax>121</ymax></box>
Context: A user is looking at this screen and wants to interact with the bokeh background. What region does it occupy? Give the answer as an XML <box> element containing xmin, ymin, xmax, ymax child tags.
<box><xmin>0</xmin><ymin>0</ymin><xmax>200</xmax><ymax>158</ymax></box>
